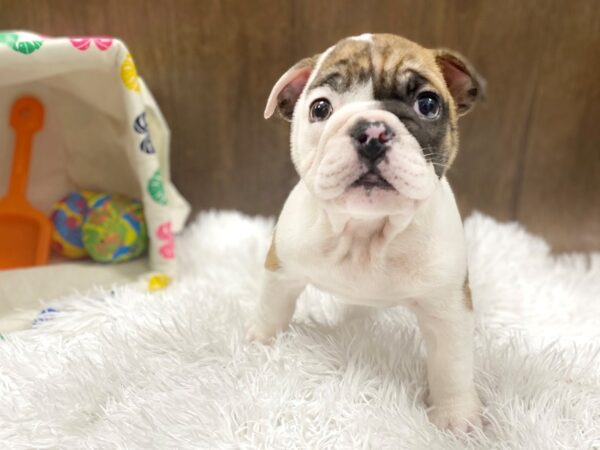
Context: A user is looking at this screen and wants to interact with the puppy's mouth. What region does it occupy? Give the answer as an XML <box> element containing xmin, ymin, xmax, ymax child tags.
<box><xmin>351</xmin><ymin>170</ymin><xmax>394</xmax><ymax>191</ymax></box>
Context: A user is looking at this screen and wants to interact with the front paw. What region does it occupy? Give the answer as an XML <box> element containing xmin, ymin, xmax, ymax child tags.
<box><xmin>245</xmin><ymin>319</ymin><xmax>279</xmax><ymax>344</ymax></box>
<box><xmin>427</xmin><ymin>394</ymin><xmax>483</xmax><ymax>433</ymax></box>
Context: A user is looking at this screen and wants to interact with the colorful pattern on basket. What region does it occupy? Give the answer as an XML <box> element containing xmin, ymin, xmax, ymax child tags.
<box><xmin>156</xmin><ymin>221</ymin><xmax>175</xmax><ymax>259</ymax></box>
<box><xmin>133</xmin><ymin>112</ymin><xmax>156</xmax><ymax>154</ymax></box>
<box><xmin>70</xmin><ymin>37</ymin><xmax>114</xmax><ymax>51</ymax></box>
<box><xmin>121</xmin><ymin>52</ymin><xmax>141</xmax><ymax>92</ymax></box>
<box><xmin>0</xmin><ymin>32</ymin><xmax>43</xmax><ymax>55</ymax></box>
<box><xmin>148</xmin><ymin>169</ymin><xmax>168</xmax><ymax>205</ymax></box>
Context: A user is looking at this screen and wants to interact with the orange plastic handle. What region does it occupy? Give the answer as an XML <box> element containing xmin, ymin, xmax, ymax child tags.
<box><xmin>8</xmin><ymin>97</ymin><xmax>45</xmax><ymax>197</ymax></box>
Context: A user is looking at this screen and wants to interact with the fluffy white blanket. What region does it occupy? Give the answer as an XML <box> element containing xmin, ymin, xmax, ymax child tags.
<box><xmin>1</xmin><ymin>211</ymin><xmax>599</xmax><ymax>449</ymax></box>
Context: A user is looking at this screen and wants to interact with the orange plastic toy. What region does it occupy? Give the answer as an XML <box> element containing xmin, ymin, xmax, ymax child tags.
<box><xmin>0</xmin><ymin>96</ymin><xmax>52</xmax><ymax>269</ymax></box>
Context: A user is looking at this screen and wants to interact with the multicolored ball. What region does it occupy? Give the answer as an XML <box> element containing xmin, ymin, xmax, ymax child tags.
<box><xmin>82</xmin><ymin>193</ymin><xmax>148</xmax><ymax>263</ymax></box>
<box><xmin>50</xmin><ymin>191</ymin><xmax>95</xmax><ymax>258</ymax></box>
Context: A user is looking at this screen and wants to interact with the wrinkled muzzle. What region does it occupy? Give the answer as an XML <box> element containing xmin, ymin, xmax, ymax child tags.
<box><xmin>308</xmin><ymin>106</ymin><xmax>438</xmax><ymax>206</ymax></box>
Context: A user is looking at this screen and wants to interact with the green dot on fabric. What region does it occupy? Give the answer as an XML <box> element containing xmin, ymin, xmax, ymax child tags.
<box><xmin>0</xmin><ymin>32</ymin><xmax>43</xmax><ymax>55</ymax></box>
<box><xmin>147</xmin><ymin>169</ymin><xmax>167</xmax><ymax>205</ymax></box>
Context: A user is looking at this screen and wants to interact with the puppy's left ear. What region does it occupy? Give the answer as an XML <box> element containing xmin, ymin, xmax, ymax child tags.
<box><xmin>264</xmin><ymin>55</ymin><xmax>319</xmax><ymax>121</ymax></box>
<box><xmin>433</xmin><ymin>49</ymin><xmax>486</xmax><ymax>116</ymax></box>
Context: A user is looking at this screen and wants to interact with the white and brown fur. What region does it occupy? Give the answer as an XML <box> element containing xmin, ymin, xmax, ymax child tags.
<box><xmin>247</xmin><ymin>33</ymin><xmax>485</xmax><ymax>432</ymax></box>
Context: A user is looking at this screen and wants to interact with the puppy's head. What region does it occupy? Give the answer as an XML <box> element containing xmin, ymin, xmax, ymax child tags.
<box><xmin>265</xmin><ymin>33</ymin><xmax>484</xmax><ymax>218</ymax></box>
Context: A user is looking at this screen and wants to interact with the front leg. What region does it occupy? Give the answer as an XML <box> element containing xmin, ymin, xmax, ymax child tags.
<box><xmin>413</xmin><ymin>282</ymin><xmax>482</xmax><ymax>432</ymax></box>
<box><xmin>246</xmin><ymin>236</ymin><xmax>305</xmax><ymax>343</ymax></box>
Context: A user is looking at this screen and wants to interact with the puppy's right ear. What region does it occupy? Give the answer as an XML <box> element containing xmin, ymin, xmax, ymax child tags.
<box><xmin>264</xmin><ymin>55</ymin><xmax>319</xmax><ymax>121</ymax></box>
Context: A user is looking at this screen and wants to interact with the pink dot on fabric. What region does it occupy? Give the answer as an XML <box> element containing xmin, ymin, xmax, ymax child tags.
<box><xmin>94</xmin><ymin>37</ymin><xmax>113</xmax><ymax>51</ymax></box>
<box><xmin>156</xmin><ymin>221</ymin><xmax>173</xmax><ymax>241</ymax></box>
<box><xmin>159</xmin><ymin>242</ymin><xmax>175</xmax><ymax>259</ymax></box>
<box><xmin>69</xmin><ymin>38</ymin><xmax>91</xmax><ymax>51</ymax></box>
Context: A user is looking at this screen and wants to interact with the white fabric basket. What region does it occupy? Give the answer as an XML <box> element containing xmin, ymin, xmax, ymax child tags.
<box><xmin>0</xmin><ymin>31</ymin><xmax>190</xmax><ymax>276</ymax></box>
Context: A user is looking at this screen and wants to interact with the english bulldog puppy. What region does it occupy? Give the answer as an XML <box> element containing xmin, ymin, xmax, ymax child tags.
<box><xmin>247</xmin><ymin>33</ymin><xmax>485</xmax><ymax>432</ymax></box>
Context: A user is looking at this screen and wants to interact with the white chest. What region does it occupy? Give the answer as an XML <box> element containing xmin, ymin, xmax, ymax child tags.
<box><xmin>286</xmin><ymin>227</ymin><xmax>431</xmax><ymax>305</ymax></box>
<box><xmin>275</xmin><ymin>179</ymin><xmax>467</xmax><ymax>307</ymax></box>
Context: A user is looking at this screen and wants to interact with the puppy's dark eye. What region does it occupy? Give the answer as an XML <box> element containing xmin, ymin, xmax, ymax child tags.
<box><xmin>414</xmin><ymin>92</ymin><xmax>441</xmax><ymax>119</ymax></box>
<box><xmin>309</xmin><ymin>98</ymin><xmax>333</xmax><ymax>122</ymax></box>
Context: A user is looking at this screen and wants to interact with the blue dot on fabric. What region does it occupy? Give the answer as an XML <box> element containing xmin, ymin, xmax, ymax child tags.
<box><xmin>33</xmin><ymin>307</ymin><xmax>59</xmax><ymax>327</ymax></box>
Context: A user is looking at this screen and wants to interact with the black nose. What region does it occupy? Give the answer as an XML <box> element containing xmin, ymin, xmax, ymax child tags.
<box><xmin>350</xmin><ymin>120</ymin><xmax>393</xmax><ymax>163</ymax></box>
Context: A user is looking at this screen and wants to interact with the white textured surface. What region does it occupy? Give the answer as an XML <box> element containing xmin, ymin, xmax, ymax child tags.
<box><xmin>0</xmin><ymin>259</ymin><xmax>148</xmax><ymax>332</ymax></box>
<box><xmin>0</xmin><ymin>210</ymin><xmax>599</xmax><ymax>449</ymax></box>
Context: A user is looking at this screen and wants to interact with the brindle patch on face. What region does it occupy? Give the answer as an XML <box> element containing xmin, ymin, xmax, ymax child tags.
<box><xmin>377</xmin><ymin>77</ymin><xmax>451</xmax><ymax>177</ymax></box>
<box><xmin>308</xmin><ymin>34</ymin><xmax>460</xmax><ymax>175</ymax></box>
<box><xmin>311</xmin><ymin>40</ymin><xmax>373</xmax><ymax>92</ymax></box>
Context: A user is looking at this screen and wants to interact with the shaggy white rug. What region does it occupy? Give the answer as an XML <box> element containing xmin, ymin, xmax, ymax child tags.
<box><xmin>1</xmin><ymin>211</ymin><xmax>599</xmax><ymax>449</ymax></box>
